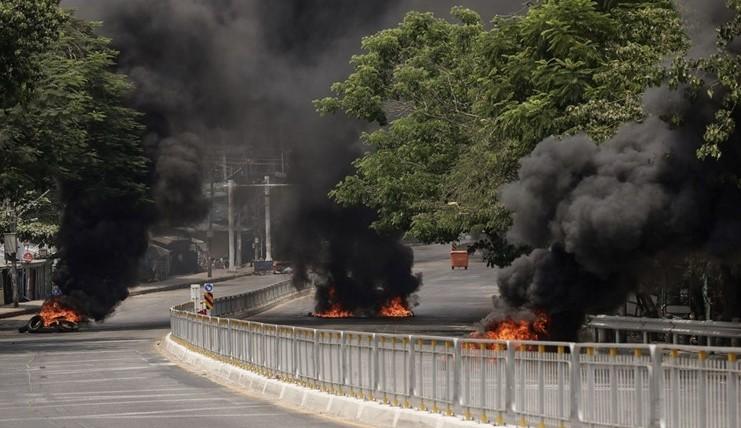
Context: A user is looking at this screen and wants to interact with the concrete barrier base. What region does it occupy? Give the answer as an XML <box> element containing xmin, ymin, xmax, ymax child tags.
<box><xmin>161</xmin><ymin>333</ymin><xmax>512</xmax><ymax>428</ymax></box>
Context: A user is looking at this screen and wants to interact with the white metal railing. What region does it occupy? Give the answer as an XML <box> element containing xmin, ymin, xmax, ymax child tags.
<box><xmin>170</xmin><ymin>285</ymin><xmax>740</xmax><ymax>428</ymax></box>
<box><xmin>587</xmin><ymin>315</ymin><xmax>741</xmax><ymax>346</ymax></box>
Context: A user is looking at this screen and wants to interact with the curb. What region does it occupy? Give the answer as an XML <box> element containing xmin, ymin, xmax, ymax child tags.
<box><xmin>224</xmin><ymin>285</ymin><xmax>312</xmax><ymax>319</ymax></box>
<box><xmin>128</xmin><ymin>271</ymin><xmax>254</xmax><ymax>297</ymax></box>
<box><xmin>161</xmin><ymin>333</ymin><xmax>510</xmax><ymax>428</ymax></box>
<box><xmin>0</xmin><ymin>306</ymin><xmax>39</xmax><ymax>319</ymax></box>
<box><xmin>0</xmin><ymin>272</ymin><xmax>254</xmax><ymax>319</ymax></box>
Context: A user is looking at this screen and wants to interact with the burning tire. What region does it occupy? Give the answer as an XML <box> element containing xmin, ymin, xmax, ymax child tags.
<box><xmin>19</xmin><ymin>297</ymin><xmax>86</xmax><ymax>334</ymax></box>
<box><xmin>56</xmin><ymin>320</ymin><xmax>79</xmax><ymax>332</ymax></box>
<box><xmin>27</xmin><ymin>315</ymin><xmax>44</xmax><ymax>333</ymax></box>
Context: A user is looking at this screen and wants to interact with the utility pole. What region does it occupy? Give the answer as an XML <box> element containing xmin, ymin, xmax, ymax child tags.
<box><xmin>235</xmin><ymin>209</ymin><xmax>242</xmax><ymax>268</ymax></box>
<box><xmin>9</xmin><ymin>230</ymin><xmax>18</xmax><ymax>308</ymax></box>
<box><xmin>2</xmin><ymin>199</ymin><xmax>19</xmax><ymax>307</ymax></box>
<box><xmin>227</xmin><ymin>179</ymin><xmax>236</xmax><ymax>272</ymax></box>
<box><xmin>207</xmin><ymin>171</ymin><xmax>214</xmax><ymax>278</ymax></box>
<box><xmin>264</xmin><ymin>175</ymin><xmax>272</xmax><ymax>262</ymax></box>
<box><xmin>222</xmin><ymin>152</ymin><xmax>228</xmax><ymax>181</ymax></box>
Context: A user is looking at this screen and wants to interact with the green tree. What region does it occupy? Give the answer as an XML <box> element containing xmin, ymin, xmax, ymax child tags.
<box><xmin>0</xmin><ymin>13</ymin><xmax>150</xmax><ymax>245</ymax></box>
<box><xmin>0</xmin><ymin>0</ymin><xmax>66</xmax><ymax>107</ymax></box>
<box><xmin>317</xmin><ymin>0</ymin><xmax>685</xmax><ymax>264</ymax></box>
<box><xmin>669</xmin><ymin>0</ymin><xmax>740</xmax><ymax>160</ymax></box>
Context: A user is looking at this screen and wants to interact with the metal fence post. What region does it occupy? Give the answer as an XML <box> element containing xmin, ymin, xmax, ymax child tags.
<box><xmin>648</xmin><ymin>345</ymin><xmax>663</xmax><ymax>428</ymax></box>
<box><xmin>452</xmin><ymin>339</ymin><xmax>462</xmax><ymax>407</ymax></box>
<box><xmin>408</xmin><ymin>335</ymin><xmax>416</xmax><ymax>404</ymax></box>
<box><xmin>728</xmin><ymin>353</ymin><xmax>738</xmax><ymax>428</ymax></box>
<box><xmin>226</xmin><ymin>318</ymin><xmax>234</xmax><ymax>358</ymax></box>
<box><xmin>698</xmin><ymin>350</ymin><xmax>707</xmax><ymax>427</ymax></box>
<box><xmin>538</xmin><ymin>344</ymin><xmax>545</xmax><ymax>420</ymax></box>
<box><xmin>313</xmin><ymin>329</ymin><xmax>319</xmax><ymax>386</ymax></box>
<box><xmin>207</xmin><ymin>315</ymin><xmax>213</xmax><ymax>351</ymax></box>
<box><xmin>340</xmin><ymin>331</ymin><xmax>347</xmax><ymax>386</ymax></box>
<box><xmin>570</xmin><ymin>344</ymin><xmax>581</xmax><ymax>427</ymax></box>
<box><xmin>372</xmin><ymin>333</ymin><xmax>380</xmax><ymax>395</ymax></box>
<box><xmin>505</xmin><ymin>342</ymin><xmax>515</xmax><ymax>418</ymax></box>
<box><xmin>274</xmin><ymin>326</ymin><xmax>280</xmax><ymax>372</ymax></box>
<box><xmin>292</xmin><ymin>327</ymin><xmax>299</xmax><ymax>377</ymax></box>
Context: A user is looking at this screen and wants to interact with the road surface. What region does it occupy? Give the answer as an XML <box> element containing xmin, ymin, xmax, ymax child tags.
<box><xmin>0</xmin><ymin>274</ymin><xmax>350</xmax><ymax>428</ymax></box>
<box><xmin>251</xmin><ymin>244</ymin><xmax>498</xmax><ymax>336</ymax></box>
<box><xmin>0</xmin><ymin>245</ymin><xmax>499</xmax><ymax>428</ymax></box>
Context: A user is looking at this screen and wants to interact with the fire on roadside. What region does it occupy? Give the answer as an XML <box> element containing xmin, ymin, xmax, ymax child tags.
<box><xmin>311</xmin><ymin>287</ymin><xmax>354</xmax><ymax>318</ymax></box>
<box><xmin>311</xmin><ymin>287</ymin><xmax>414</xmax><ymax>318</ymax></box>
<box><xmin>39</xmin><ymin>297</ymin><xmax>84</xmax><ymax>327</ymax></box>
<box><xmin>469</xmin><ymin>310</ymin><xmax>550</xmax><ymax>344</ymax></box>
<box><xmin>378</xmin><ymin>296</ymin><xmax>413</xmax><ymax>318</ymax></box>
<box><xmin>311</xmin><ymin>302</ymin><xmax>354</xmax><ymax>318</ymax></box>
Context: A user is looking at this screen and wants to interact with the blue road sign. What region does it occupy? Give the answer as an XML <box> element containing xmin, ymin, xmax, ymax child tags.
<box><xmin>203</xmin><ymin>283</ymin><xmax>214</xmax><ymax>292</ymax></box>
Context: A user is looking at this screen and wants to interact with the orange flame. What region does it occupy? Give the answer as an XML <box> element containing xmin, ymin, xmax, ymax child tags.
<box><xmin>311</xmin><ymin>288</ymin><xmax>414</xmax><ymax>318</ymax></box>
<box><xmin>470</xmin><ymin>310</ymin><xmax>550</xmax><ymax>343</ymax></box>
<box><xmin>39</xmin><ymin>297</ymin><xmax>83</xmax><ymax>327</ymax></box>
<box><xmin>312</xmin><ymin>287</ymin><xmax>354</xmax><ymax>318</ymax></box>
<box><xmin>379</xmin><ymin>296</ymin><xmax>413</xmax><ymax>318</ymax></box>
<box><xmin>312</xmin><ymin>302</ymin><xmax>354</xmax><ymax>318</ymax></box>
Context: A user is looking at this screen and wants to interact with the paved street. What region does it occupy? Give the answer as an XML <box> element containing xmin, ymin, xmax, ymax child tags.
<box><xmin>0</xmin><ymin>245</ymin><xmax>498</xmax><ymax>428</ymax></box>
<box><xmin>251</xmin><ymin>244</ymin><xmax>498</xmax><ymax>336</ymax></box>
<box><xmin>0</xmin><ymin>274</ymin><xmax>350</xmax><ymax>428</ymax></box>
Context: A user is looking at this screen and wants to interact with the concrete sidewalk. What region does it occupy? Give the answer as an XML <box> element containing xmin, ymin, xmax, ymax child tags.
<box><xmin>0</xmin><ymin>267</ymin><xmax>253</xmax><ymax>319</ymax></box>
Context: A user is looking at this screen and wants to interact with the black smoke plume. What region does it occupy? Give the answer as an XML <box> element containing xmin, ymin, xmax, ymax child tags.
<box><xmin>495</xmin><ymin>0</ymin><xmax>741</xmax><ymax>340</ymax></box>
<box><xmin>499</xmin><ymin>68</ymin><xmax>739</xmax><ymax>340</ymax></box>
<box><xmin>153</xmin><ymin>133</ymin><xmax>209</xmax><ymax>225</ymax></box>
<box><xmin>58</xmin><ymin>1</ymin><xmax>525</xmax><ymax>318</ymax></box>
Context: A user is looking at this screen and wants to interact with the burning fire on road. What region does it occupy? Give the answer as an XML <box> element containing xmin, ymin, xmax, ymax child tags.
<box><xmin>311</xmin><ymin>287</ymin><xmax>414</xmax><ymax>318</ymax></box>
<box><xmin>311</xmin><ymin>304</ymin><xmax>354</xmax><ymax>319</ymax></box>
<box><xmin>469</xmin><ymin>310</ymin><xmax>550</xmax><ymax>343</ymax></box>
<box><xmin>378</xmin><ymin>296</ymin><xmax>413</xmax><ymax>317</ymax></box>
<box><xmin>19</xmin><ymin>296</ymin><xmax>86</xmax><ymax>333</ymax></box>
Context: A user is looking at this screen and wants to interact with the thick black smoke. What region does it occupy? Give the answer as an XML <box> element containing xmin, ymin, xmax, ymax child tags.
<box><xmin>153</xmin><ymin>133</ymin><xmax>209</xmax><ymax>225</ymax></box>
<box><xmin>53</xmin><ymin>148</ymin><xmax>155</xmax><ymax>320</ymax></box>
<box><xmin>495</xmin><ymin>0</ymin><xmax>741</xmax><ymax>339</ymax></box>
<box><xmin>497</xmin><ymin>1</ymin><xmax>740</xmax><ymax>338</ymax></box>
<box><xmin>58</xmin><ymin>0</ymin><xmax>526</xmax><ymax>317</ymax></box>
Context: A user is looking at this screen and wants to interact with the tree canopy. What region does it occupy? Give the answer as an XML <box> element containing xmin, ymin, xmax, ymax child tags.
<box><xmin>0</xmin><ymin>6</ymin><xmax>150</xmax><ymax>244</ymax></box>
<box><xmin>0</xmin><ymin>0</ymin><xmax>66</xmax><ymax>108</ymax></box>
<box><xmin>317</xmin><ymin>0</ymin><xmax>687</xmax><ymax>263</ymax></box>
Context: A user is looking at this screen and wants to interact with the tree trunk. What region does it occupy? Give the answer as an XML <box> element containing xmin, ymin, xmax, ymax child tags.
<box><xmin>10</xmin><ymin>260</ymin><xmax>18</xmax><ymax>308</ymax></box>
<box><xmin>719</xmin><ymin>264</ymin><xmax>741</xmax><ymax>321</ymax></box>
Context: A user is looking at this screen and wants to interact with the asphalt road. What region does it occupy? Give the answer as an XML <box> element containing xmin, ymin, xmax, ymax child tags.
<box><xmin>0</xmin><ymin>274</ymin><xmax>350</xmax><ymax>428</ymax></box>
<box><xmin>251</xmin><ymin>244</ymin><xmax>498</xmax><ymax>336</ymax></box>
<box><xmin>0</xmin><ymin>245</ymin><xmax>498</xmax><ymax>428</ymax></box>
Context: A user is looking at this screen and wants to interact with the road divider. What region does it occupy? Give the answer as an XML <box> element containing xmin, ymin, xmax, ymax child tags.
<box><xmin>170</xmin><ymin>280</ymin><xmax>740</xmax><ymax>428</ymax></box>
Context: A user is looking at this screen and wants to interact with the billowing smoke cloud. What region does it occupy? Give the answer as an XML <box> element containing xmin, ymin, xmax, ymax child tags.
<box><xmin>675</xmin><ymin>0</ymin><xmax>737</xmax><ymax>58</ymax></box>
<box><xmin>54</xmin><ymin>168</ymin><xmax>155</xmax><ymax>320</ymax></box>
<box><xmin>300</xmin><ymin>207</ymin><xmax>422</xmax><ymax>315</ymax></box>
<box><xmin>498</xmin><ymin>94</ymin><xmax>741</xmax><ymax>339</ymax></box>
<box><xmin>58</xmin><ymin>0</ymin><xmax>526</xmax><ymax>317</ymax></box>
<box><xmin>153</xmin><ymin>133</ymin><xmax>209</xmax><ymax>225</ymax></box>
<box><xmin>494</xmin><ymin>0</ymin><xmax>741</xmax><ymax>340</ymax></box>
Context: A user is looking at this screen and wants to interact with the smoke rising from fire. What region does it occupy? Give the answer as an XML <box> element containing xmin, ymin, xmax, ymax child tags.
<box><xmin>58</xmin><ymin>0</ymin><xmax>526</xmax><ymax>318</ymax></box>
<box><xmin>497</xmin><ymin>0</ymin><xmax>740</xmax><ymax>337</ymax></box>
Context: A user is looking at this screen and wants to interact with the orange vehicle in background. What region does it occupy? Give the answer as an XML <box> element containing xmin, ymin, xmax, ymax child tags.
<box><xmin>450</xmin><ymin>243</ymin><xmax>469</xmax><ymax>270</ymax></box>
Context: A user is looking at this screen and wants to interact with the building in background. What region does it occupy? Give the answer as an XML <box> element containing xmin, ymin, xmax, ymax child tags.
<box><xmin>0</xmin><ymin>244</ymin><xmax>53</xmax><ymax>304</ymax></box>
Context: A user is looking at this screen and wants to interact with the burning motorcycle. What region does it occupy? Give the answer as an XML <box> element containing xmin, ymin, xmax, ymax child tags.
<box><xmin>18</xmin><ymin>296</ymin><xmax>86</xmax><ymax>333</ymax></box>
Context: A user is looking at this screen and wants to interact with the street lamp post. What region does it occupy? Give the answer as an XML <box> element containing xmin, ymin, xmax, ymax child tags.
<box><xmin>264</xmin><ymin>175</ymin><xmax>272</xmax><ymax>262</ymax></box>
<box><xmin>3</xmin><ymin>231</ymin><xmax>19</xmax><ymax>308</ymax></box>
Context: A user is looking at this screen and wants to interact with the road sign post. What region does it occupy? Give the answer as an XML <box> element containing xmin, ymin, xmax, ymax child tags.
<box><xmin>203</xmin><ymin>283</ymin><xmax>214</xmax><ymax>315</ymax></box>
<box><xmin>190</xmin><ymin>284</ymin><xmax>201</xmax><ymax>312</ymax></box>
<box><xmin>203</xmin><ymin>291</ymin><xmax>214</xmax><ymax>315</ymax></box>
